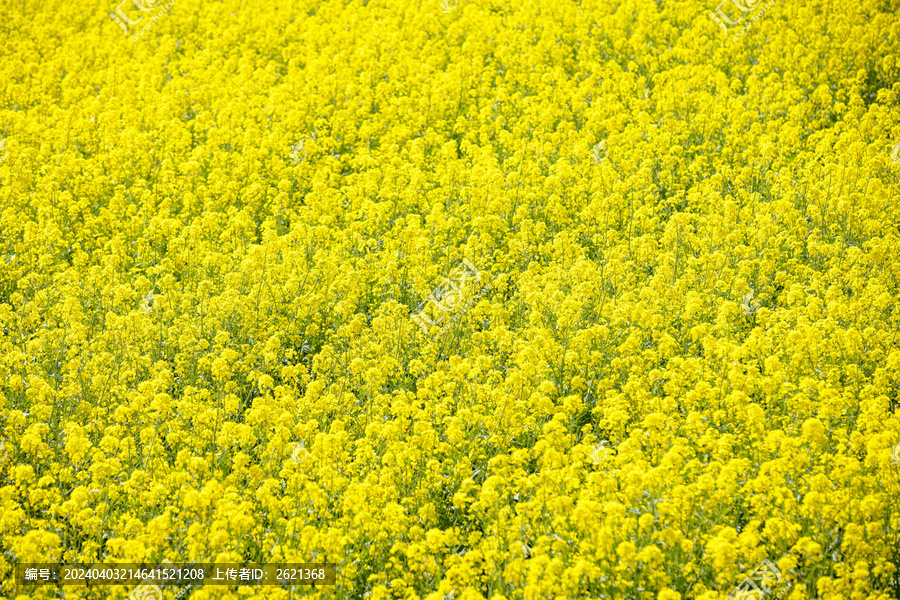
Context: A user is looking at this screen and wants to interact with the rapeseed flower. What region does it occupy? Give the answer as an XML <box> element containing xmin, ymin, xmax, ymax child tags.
<box><xmin>2</xmin><ymin>0</ymin><xmax>900</xmax><ymax>598</ymax></box>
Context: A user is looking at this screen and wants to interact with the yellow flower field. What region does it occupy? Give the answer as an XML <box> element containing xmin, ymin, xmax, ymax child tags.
<box><xmin>1</xmin><ymin>0</ymin><xmax>899</xmax><ymax>598</ymax></box>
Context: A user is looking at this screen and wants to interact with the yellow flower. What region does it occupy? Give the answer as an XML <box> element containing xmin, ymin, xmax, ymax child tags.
<box><xmin>1</xmin><ymin>1</ymin><xmax>897</xmax><ymax>597</ymax></box>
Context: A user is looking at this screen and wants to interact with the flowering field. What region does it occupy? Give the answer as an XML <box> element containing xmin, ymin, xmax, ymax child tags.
<box><xmin>1</xmin><ymin>0</ymin><xmax>900</xmax><ymax>598</ymax></box>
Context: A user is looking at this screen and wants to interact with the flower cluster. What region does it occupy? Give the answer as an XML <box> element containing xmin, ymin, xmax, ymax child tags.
<box><xmin>1</xmin><ymin>0</ymin><xmax>899</xmax><ymax>599</ymax></box>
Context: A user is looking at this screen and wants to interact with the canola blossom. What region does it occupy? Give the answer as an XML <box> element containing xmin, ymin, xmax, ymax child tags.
<box><xmin>1</xmin><ymin>0</ymin><xmax>899</xmax><ymax>599</ymax></box>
